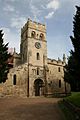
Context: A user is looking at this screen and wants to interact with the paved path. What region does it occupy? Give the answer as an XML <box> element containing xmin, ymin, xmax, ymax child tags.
<box><xmin>0</xmin><ymin>97</ymin><xmax>65</xmax><ymax>120</ymax></box>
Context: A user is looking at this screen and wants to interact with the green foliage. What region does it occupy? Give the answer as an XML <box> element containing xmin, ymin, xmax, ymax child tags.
<box><xmin>59</xmin><ymin>92</ymin><xmax>80</xmax><ymax>120</ymax></box>
<box><xmin>59</xmin><ymin>101</ymin><xmax>76</xmax><ymax>120</ymax></box>
<box><xmin>0</xmin><ymin>30</ymin><xmax>11</xmax><ymax>83</ymax></box>
<box><xmin>65</xmin><ymin>92</ymin><xmax>80</xmax><ymax>107</ymax></box>
<box><xmin>64</xmin><ymin>6</ymin><xmax>80</xmax><ymax>91</ymax></box>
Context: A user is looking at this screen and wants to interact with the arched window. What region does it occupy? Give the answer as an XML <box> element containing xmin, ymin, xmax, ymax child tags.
<box><xmin>59</xmin><ymin>80</ymin><xmax>61</xmax><ymax>88</ymax></box>
<box><xmin>37</xmin><ymin>53</ymin><xmax>40</xmax><ymax>60</ymax></box>
<box><xmin>37</xmin><ymin>68</ymin><xmax>39</xmax><ymax>75</ymax></box>
<box><xmin>13</xmin><ymin>74</ymin><xmax>16</xmax><ymax>85</ymax></box>
<box><xmin>31</xmin><ymin>31</ymin><xmax>36</xmax><ymax>38</ymax></box>
<box><xmin>40</xmin><ymin>33</ymin><xmax>44</xmax><ymax>40</ymax></box>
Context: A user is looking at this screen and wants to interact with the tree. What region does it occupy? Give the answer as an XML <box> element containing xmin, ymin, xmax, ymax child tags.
<box><xmin>0</xmin><ymin>30</ymin><xmax>11</xmax><ymax>83</ymax></box>
<box><xmin>64</xmin><ymin>6</ymin><xmax>80</xmax><ymax>91</ymax></box>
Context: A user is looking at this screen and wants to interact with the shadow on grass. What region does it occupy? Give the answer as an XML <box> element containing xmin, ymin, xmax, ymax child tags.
<box><xmin>58</xmin><ymin>101</ymin><xmax>78</xmax><ymax>120</ymax></box>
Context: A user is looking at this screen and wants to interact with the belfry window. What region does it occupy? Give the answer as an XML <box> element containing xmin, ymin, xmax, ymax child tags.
<box><xmin>40</xmin><ymin>33</ymin><xmax>44</xmax><ymax>40</ymax></box>
<box><xmin>13</xmin><ymin>74</ymin><xmax>16</xmax><ymax>85</ymax></box>
<box><xmin>31</xmin><ymin>31</ymin><xmax>36</xmax><ymax>38</ymax></box>
<box><xmin>37</xmin><ymin>53</ymin><xmax>40</xmax><ymax>60</ymax></box>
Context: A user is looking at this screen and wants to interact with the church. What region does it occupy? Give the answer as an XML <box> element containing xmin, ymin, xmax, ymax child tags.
<box><xmin>0</xmin><ymin>18</ymin><xmax>70</xmax><ymax>97</ymax></box>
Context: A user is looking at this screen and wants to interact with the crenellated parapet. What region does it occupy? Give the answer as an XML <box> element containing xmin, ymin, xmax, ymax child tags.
<box><xmin>47</xmin><ymin>58</ymin><xmax>65</xmax><ymax>66</ymax></box>
<box><xmin>21</xmin><ymin>18</ymin><xmax>46</xmax><ymax>34</ymax></box>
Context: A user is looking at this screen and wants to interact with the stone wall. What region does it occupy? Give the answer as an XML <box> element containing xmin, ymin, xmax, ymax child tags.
<box><xmin>47</xmin><ymin>59</ymin><xmax>65</xmax><ymax>94</ymax></box>
<box><xmin>0</xmin><ymin>19</ymin><xmax>71</xmax><ymax>97</ymax></box>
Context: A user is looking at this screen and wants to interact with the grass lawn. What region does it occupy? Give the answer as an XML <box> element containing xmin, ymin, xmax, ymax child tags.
<box><xmin>59</xmin><ymin>101</ymin><xmax>76</xmax><ymax>120</ymax></box>
<box><xmin>65</xmin><ymin>92</ymin><xmax>80</xmax><ymax>107</ymax></box>
<box><xmin>59</xmin><ymin>92</ymin><xmax>80</xmax><ymax>120</ymax></box>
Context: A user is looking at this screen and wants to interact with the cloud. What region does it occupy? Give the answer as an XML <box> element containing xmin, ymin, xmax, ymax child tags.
<box><xmin>41</xmin><ymin>4</ymin><xmax>46</xmax><ymax>9</ymax></box>
<box><xmin>3</xmin><ymin>4</ymin><xmax>15</xmax><ymax>12</ymax></box>
<box><xmin>46</xmin><ymin>0</ymin><xmax>60</xmax><ymax>10</ymax></box>
<box><xmin>10</xmin><ymin>16</ymin><xmax>26</xmax><ymax>31</ymax></box>
<box><xmin>30</xmin><ymin>0</ymin><xmax>41</xmax><ymax>21</ymax></box>
<box><xmin>45</xmin><ymin>11</ymin><xmax>54</xmax><ymax>19</ymax></box>
<box><xmin>44</xmin><ymin>0</ymin><xmax>60</xmax><ymax>19</ymax></box>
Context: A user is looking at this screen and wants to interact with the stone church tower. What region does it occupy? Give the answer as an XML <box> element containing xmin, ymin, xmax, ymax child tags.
<box><xmin>20</xmin><ymin>18</ymin><xmax>48</xmax><ymax>96</ymax></box>
<box><xmin>20</xmin><ymin>18</ymin><xmax>47</xmax><ymax>65</ymax></box>
<box><xmin>0</xmin><ymin>19</ymin><xmax>70</xmax><ymax>97</ymax></box>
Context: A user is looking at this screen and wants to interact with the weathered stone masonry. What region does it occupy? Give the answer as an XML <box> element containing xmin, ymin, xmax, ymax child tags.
<box><xmin>0</xmin><ymin>18</ymin><xmax>70</xmax><ymax>97</ymax></box>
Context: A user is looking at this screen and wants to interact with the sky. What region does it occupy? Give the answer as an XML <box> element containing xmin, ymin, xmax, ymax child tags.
<box><xmin>0</xmin><ymin>0</ymin><xmax>80</xmax><ymax>60</ymax></box>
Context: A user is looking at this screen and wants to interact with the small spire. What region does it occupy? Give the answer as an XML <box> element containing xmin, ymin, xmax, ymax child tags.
<box><xmin>28</xmin><ymin>18</ymin><xmax>30</xmax><ymax>21</ymax></box>
<box><xmin>58</xmin><ymin>57</ymin><xmax>61</xmax><ymax>62</ymax></box>
<box><xmin>14</xmin><ymin>47</ymin><xmax>16</xmax><ymax>53</ymax></box>
<box><xmin>63</xmin><ymin>54</ymin><xmax>66</xmax><ymax>63</ymax></box>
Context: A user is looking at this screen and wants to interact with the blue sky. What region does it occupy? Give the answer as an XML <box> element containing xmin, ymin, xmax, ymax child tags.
<box><xmin>0</xmin><ymin>0</ymin><xmax>80</xmax><ymax>60</ymax></box>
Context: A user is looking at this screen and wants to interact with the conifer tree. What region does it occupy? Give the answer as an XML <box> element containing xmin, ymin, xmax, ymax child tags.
<box><xmin>64</xmin><ymin>6</ymin><xmax>80</xmax><ymax>91</ymax></box>
<box><xmin>0</xmin><ymin>30</ymin><xmax>11</xmax><ymax>83</ymax></box>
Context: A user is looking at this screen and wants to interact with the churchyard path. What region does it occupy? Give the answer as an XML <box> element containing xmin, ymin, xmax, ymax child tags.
<box><xmin>0</xmin><ymin>97</ymin><xmax>66</xmax><ymax>120</ymax></box>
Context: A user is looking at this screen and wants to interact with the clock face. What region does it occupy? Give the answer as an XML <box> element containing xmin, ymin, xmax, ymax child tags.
<box><xmin>35</xmin><ymin>42</ymin><xmax>41</xmax><ymax>49</ymax></box>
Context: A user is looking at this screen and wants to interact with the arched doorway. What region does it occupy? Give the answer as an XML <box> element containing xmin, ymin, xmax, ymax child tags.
<box><xmin>34</xmin><ymin>79</ymin><xmax>44</xmax><ymax>96</ymax></box>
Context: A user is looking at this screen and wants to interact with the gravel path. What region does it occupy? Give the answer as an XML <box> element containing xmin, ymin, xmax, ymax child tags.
<box><xmin>0</xmin><ymin>97</ymin><xmax>65</xmax><ymax>120</ymax></box>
